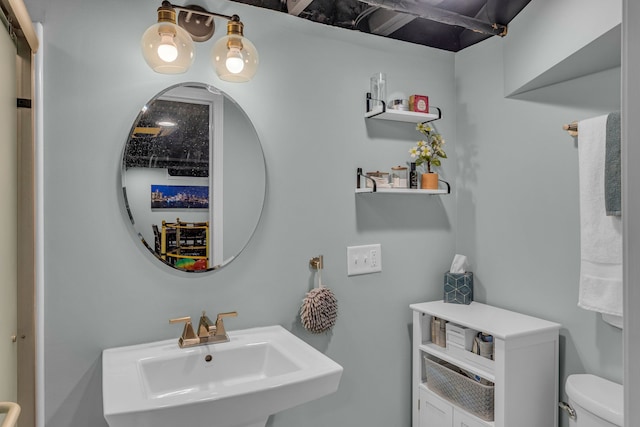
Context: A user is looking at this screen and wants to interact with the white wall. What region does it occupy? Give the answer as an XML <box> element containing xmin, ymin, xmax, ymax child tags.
<box><xmin>40</xmin><ymin>1</ymin><xmax>456</xmax><ymax>426</ymax></box>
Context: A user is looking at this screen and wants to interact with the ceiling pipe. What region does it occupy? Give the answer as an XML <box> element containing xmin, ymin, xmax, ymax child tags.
<box><xmin>358</xmin><ymin>0</ymin><xmax>507</xmax><ymax>37</ymax></box>
<box><xmin>368</xmin><ymin>8</ymin><xmax>417</xmax><ymax>36</ymax></box>
<box><xmin>287</xmin><ymin>0</ymin><xmax>313</xmax><ymax>16</ymax></box>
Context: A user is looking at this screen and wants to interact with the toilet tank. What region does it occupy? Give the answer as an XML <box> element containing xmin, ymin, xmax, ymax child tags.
<box><xmin>565</xmin><ymin>374</ymin><xmax>623</xmax><ymax>427</ymax></box>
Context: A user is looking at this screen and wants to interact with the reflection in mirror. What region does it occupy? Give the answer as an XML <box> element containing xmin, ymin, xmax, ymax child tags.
<box><xmin>122</xmin><ymin>82</ymin><xmax>266</xmax><ymax>273</ymax></box>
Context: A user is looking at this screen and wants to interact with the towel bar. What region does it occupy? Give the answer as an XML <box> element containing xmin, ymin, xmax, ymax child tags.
<box><xmin>0</xmin><ymin>402</ymin><xmax>21</xmax><ymax>427</ymax></box>
<box><xmin>563</xmin><ymin>121</ymin><xmax>578</xmax><ymax>136</ymax></box>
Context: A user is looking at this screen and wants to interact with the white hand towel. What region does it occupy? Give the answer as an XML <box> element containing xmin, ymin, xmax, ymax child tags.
<box><xmin>577</xmin><ymin>115</ymin><xmax>623</xmax><ymax>318</ymax></box>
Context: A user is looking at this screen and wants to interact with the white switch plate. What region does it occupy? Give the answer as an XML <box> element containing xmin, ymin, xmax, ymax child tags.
<box><xmin>347</xmin><ymin>244</ymin><xmax>382</xmax><ymax>276</ymax></box>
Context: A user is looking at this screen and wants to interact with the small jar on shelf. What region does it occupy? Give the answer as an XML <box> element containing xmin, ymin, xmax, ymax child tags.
<box><xmin>365</xmin><ymin>171</ymin><xmax>389</xmax><ymax>188</ymax></box>
<box><xmin>390</xmin><ymin>166</ymin><xmax>408</xmax><ymax>188</ymax></box>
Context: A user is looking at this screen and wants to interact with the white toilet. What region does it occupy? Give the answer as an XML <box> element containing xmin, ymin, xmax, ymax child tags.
<box><xmin>564</xmin><ymin>374</ymin><xmax>623</xmax><ymax>427</ymax></box>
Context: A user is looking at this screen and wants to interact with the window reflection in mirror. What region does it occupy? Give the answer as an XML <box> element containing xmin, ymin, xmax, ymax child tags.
<box><xmin>122</xmin><ymin>83</ymin><xmax>265</xmax><ymax>274</ymax></box>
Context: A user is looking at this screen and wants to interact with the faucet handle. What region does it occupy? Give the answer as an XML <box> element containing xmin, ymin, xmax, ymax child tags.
<box><xmin>214</xmin><ymin>311</ymin><xmax>238</xmax><ymax>337</ymax></box>
<box><xmin>198</xmin><ymin>311</ymin><xmax>215</xmax><ymax>338</ymax></box>
<box><xmin>169</xmin><ymin>316</ymin><xmax>199</xmax><ymax>348</ymax></box>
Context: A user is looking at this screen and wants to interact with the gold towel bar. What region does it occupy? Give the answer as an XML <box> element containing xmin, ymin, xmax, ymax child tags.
<box><xmin>563</xmin><ymin>122</ymin><xmax>578</xmax><ymax>136</ymax></box>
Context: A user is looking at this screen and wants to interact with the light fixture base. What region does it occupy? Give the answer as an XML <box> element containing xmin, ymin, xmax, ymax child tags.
<box><xmin>177</xmin><ymin>5</ymin><xmax>215</xmax><ymax>42</ymax></box>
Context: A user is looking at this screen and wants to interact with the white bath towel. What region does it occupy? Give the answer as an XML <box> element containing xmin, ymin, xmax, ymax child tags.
<box><xmin>577</xmin><ymin>114</ymin><xmax>623</xmax><ymax>319</ymax></box>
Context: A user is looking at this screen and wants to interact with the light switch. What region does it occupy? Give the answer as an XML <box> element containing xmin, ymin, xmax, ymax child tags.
<box><xmin>347</xmin><ymin>244</ymin><xmax>382</xmax><ymax>276</ymax></box>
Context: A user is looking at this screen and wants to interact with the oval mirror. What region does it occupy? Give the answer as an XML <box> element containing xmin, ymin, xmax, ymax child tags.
<box><xmin>121</xmin><ymin>82</ymin><xmax>266</xmax><ymax>273</ymax></box>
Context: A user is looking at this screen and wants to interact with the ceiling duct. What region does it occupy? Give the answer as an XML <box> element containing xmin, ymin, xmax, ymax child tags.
<box><xmin>367</xmin><ymin>7</ymin><xmax>417</xmax><ymax>36</ymax></box>
<box><xmin>358</xmin><ymin>0</ymin><xmax>507</xmax><ymax>37</ymax></box>
<box><xmin>287</xmin><ymin>0</ymin><xmax>314</xmax><ymax>16</ymax></box>
<box><xmin>227</xmin><ymin>0</ymin><xmax>529</xmax><ymax>52</ymax></box>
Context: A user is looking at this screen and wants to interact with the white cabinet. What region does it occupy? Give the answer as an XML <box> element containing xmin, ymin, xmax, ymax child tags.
<box><xmin>453</xmin><ymin>407</ymin><xmax>492</xmax><ymax>427</ymax></box>
<box><xmin>411</xmin><ymin>301</ymin><xmax>561</xmax><ymax>427</ymax></box>
<box><xmin>420</xmin><ymin>386</ymin><xmax>452</xmax><ymax>427</ymax></box>
<box><xmin>420</xmin><ymin>386</ymin><xmax>489</xmax><ymax>427</ymax></box>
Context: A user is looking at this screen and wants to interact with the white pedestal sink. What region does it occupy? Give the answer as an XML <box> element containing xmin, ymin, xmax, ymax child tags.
<box><xmin>102</xmin><ymin>325</ymin><xmax>343</xmax><ymax>427</ymax></box>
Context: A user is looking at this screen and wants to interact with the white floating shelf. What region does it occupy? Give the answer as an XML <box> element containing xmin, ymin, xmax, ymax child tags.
<box><xmin>364</xmin><ymin>105</ymin><xmax>440</xmax><ymax>123</ymax></box>
<box><xmin>355</xmin><ymin>187</ymin><xmax>448</xmax><ymax>195</ymax></box>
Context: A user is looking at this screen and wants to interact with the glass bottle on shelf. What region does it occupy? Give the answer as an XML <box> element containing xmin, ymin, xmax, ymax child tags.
<box><xmin>409</xmin><ymin>162</ymin><xmax>418</xmax><ymax>189</ymax></box>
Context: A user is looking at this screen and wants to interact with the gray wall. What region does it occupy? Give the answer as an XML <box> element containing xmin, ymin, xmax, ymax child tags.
<box><xmin>455</xmin><ymin>39</ymin><xmax>622</xmax><ymax>426</ymax></box>
<box><xmin>38</xmin><ymin>1</ymin><xmax>622</xmax><ymax>427</ymax></box>
<box><xmin>41</xmin><ymin>0</ymin><xmax>455</xmax><ymax>426</ymax></box>
<box><xmin>502</xmin><ymin>0</ymin><xmax>620</xmax><ymax>96</ymax></box>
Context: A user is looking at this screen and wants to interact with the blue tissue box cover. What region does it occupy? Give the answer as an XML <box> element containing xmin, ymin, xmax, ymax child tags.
<box><xmin>443</xmin><ymin>272</ymin><xmax>473</xmax><ymax>304</ymax></box>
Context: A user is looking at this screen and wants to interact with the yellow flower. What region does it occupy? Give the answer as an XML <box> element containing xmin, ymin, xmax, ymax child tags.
<box><xmin>412</xmin><ymin>121</ymin><xmax>446</xmax><ymax>173</ymax></box>
<box><xmin>417</xmin><ymin>123</ymin><xmax>432</xmax><ymax>134</ymax></box>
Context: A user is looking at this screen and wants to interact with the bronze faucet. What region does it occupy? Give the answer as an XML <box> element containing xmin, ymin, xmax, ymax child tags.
<box><xmin>169</xmin><ymin>311</ymin><xmax>238</xmax><ymax>348</ymax></box>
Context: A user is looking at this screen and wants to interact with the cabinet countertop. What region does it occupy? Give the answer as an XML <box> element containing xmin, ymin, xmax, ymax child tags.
<box><xmin>410</xmin><ymin>300</ymin><xmax>561</xmax><ymax>340</ymax></box>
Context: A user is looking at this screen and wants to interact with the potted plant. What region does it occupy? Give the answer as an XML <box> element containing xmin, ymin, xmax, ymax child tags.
<box><xmin>409</xmin><ymin>122</ymin><xmax>447</xmax><ymax>189</ymax></box>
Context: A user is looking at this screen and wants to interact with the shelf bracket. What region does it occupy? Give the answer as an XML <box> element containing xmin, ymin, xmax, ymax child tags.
<box><xmin>439</xmin><ymin>179</ymin><xmax>451</xmax><ymax>194</ymax></box>
<box><xmin>357</xmin><ymin>168</ymin><xmax>377</xmax><ymax>192</ymax></box>
<box><xmin>427</xmin><ymin>107</ymin><xmax>442</xmax><ymax>124</ymax></box>
<box><xmin>366</xmin><ymin>92</ymin><xmax>387</xmax><ymax>116</ymax></box>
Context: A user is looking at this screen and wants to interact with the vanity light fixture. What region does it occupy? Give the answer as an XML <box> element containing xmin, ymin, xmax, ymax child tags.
<box><xmin>141</xmin><ymin>1</ymin><xmax>259</xmax><ymax>82</ymax></box>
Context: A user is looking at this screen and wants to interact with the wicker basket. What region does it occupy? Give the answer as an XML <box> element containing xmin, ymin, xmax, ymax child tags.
<box><xmin>424</xmin><ymin>356</ymin><xmax>495</xmax><ymax>421</ymax></box>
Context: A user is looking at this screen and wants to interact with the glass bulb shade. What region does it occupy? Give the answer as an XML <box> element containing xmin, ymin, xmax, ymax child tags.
<box><xmin>212</xmin><ymin>35</ymin><xmax>259</xmax><ymax>82</ymax></box>
<box><xmin>141</xmin><ymin>22</ymin><xmax>194</xmax><ymax>74</ymax></box>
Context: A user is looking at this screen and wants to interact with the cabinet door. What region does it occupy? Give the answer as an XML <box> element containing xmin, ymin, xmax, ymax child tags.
<box><xmin>420</xmin><ymin>388</ymin><xmax>452</xmax><ymax>427</ymax></box>
<box><xmin>453</xmin><ymin>409</ymin><xmax>490</xmax><ymax>427</ymax></box>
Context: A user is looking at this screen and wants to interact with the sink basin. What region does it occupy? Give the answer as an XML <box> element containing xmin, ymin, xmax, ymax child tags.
<box><xmin>102</xmin><ymin>325</ymin><xmax>343</xmax><ymax>427</ymax></box>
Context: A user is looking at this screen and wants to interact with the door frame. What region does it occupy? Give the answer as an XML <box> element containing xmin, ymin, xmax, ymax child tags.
<box><xmin>16</xmin><ymin>32</ymin><xmax>36</xmax><ymax>427</ymax></box>
<box><xmin>1</xmin><ymin>1</ymin><xmax>39</xmax><ymax>426</ymax></box>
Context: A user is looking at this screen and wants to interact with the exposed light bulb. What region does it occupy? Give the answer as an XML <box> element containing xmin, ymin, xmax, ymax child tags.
<box><xmin>225</xmin><ymin>47</ymin><xmax>244</xmax><ymax>74</ymax></box>
<box><xmin>157</xmin><ymin>34</ymin><xmax>178</xmax><ymax>63</ymax></box>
